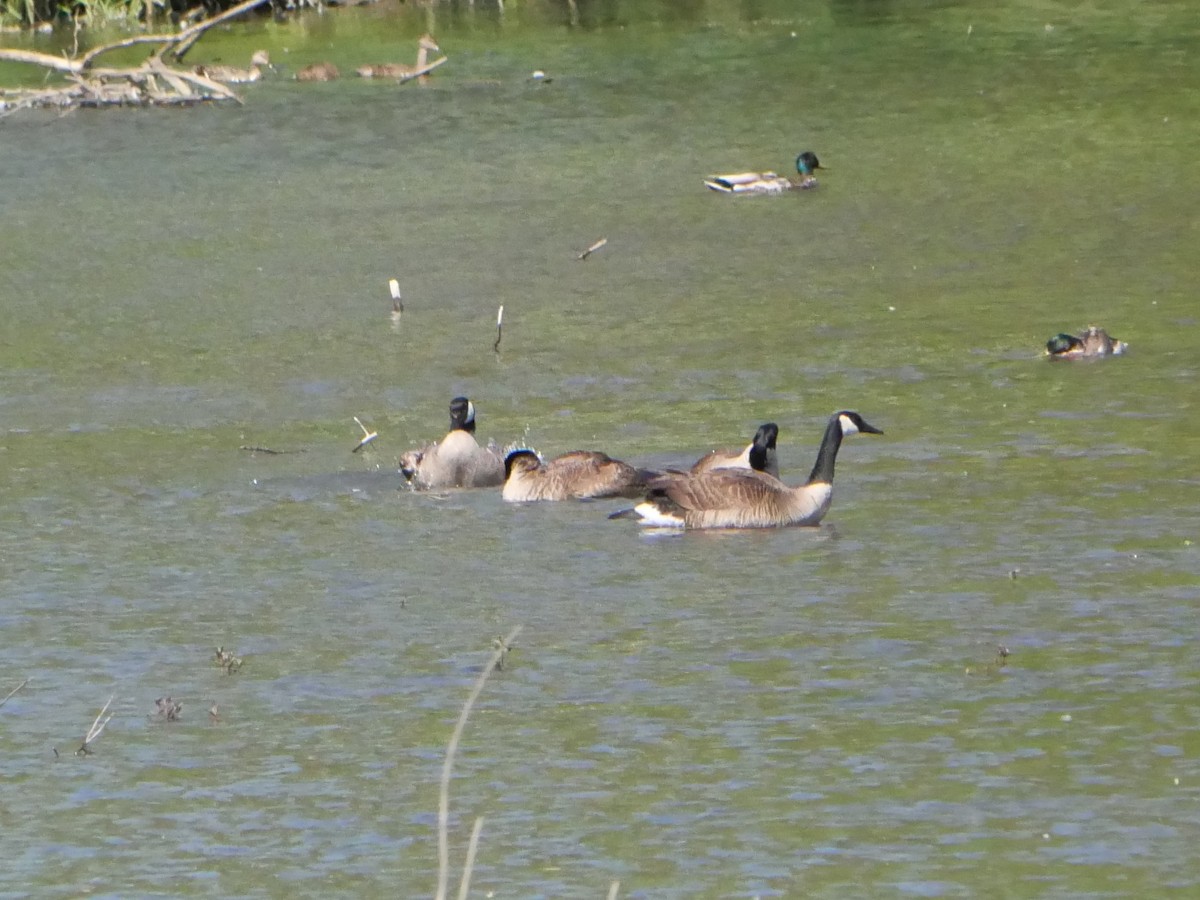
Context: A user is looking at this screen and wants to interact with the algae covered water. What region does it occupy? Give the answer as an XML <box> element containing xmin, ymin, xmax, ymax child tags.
<box><xmin>2</xmin><ymin>1</ymin><xmax>1198</xmax><ymax>895</ymax></box>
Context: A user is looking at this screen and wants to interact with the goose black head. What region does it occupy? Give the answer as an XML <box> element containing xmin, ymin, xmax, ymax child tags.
<box><xmin>796</xmin><ymin>151</ymin><xmax>822</xmax><ymax>175</ymax></box>
<box><xmin>835</xmin><ymin>411</ymin><xmax>884</xmax><ymax>436</ymax></box>
<box><xmin>449</xmin><ymin>396</ymin><xmax>477</xmax><ymax>434</ymax></box>
<box><xmin>748</xmin><ymin>422</ymin><xmax>779</xmax><ymax>472</ymax></box>
<box><xmin>504</xmin><ymin>449</ymin><xmax>540</xmax><ymax>479</ymax></box>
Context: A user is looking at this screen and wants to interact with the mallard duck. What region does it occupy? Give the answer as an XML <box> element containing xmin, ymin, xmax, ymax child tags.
<box><xmin>502</xmin><ymin>449</ymin><xmax>650</xmax><ymax>502</ymax></box>
<box><xmin>356</xmin><ymin>34</ymin><xmax>441</xmax><ymax>82</ymax></box>
<box><xmin>704</xmin><ymin>151</ymin><xmax>822</xmax><ymax>195</ymax></box>
<box><xmin>400</xmin><ymin>397</ymin><xmax>505</xmax><ymax>490</ymax></box>
<box><xmin>1046</xmin><ymin>326</ymin><xmax>1127</xmax><ymax>359</ymax></box>
<box><xmin>193</xmin><ymin>50</ymin><xmax>273</xmax><ymax>84</ymax></box>
<box><xmin>296</xmin><ymin>62</ymin><xmax>340</xmax><ymax>82</ymax></box>
<box><xmin>610</xmin><ymin>411</ymin><xmax>881</xmax><ymax>529</ymax></box>
<box><xmin>690</xmin><ymin>423</ymin><xmax>780</xmax><ymax>478</ymax></box>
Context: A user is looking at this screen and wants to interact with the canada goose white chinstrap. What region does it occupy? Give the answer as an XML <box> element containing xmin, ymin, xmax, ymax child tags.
<box><xmin>502</xmin><ymin>449</ymin><xmax>651</xmax><ymax>502</ymax></box>
<box><xmin>399</xmin><ymin>396</ymin><xmax>505</xmax><ymax>490</ymax></box>
<box><xmin>610</xmin><ymin>411</ymin><xmax>882</xmax><ymax>529</ymax></box>
<box><xmin>690</xmin><ymin>422</ymin><xmax>779</xmax><ymax>479</ymax></box>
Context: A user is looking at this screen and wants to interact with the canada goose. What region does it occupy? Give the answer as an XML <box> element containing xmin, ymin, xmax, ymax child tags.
<box><xmin>1046</xmin><ymin>326</ymin><xmax>1127</xmax><ymax>359</ymax></box>
<box><xmin>690</xmin><ymin>423</ymin><xmax>779</xmax><ymax>479</ymax></box>
<box><xmin>193</xmin><ymin>50</ymin><xmax>273</xmax><ymax>84</ymax></box>
<box><xmin>356</xmin><ymin>34</ymin><xmax>441</xmax><ymax>82</ymax></box>
<box><xmin>296</xmin><ymin>62</ymin><xmax>341</xmax><ymax>82</ymax></box>
<box><xmin>611</xmin><ymin>411</ymin><xmax>882</xmax><ymax>529</ymax></box>
<box><xmin>502</xmin><ymin>449</ymin><xmax>650</xmax><ymax>502</ymax></box>
<box><xmin>399</xmin><ymin>396</ymin><xmax>505</xmax><ymax>490</ymax></box>
<box><xmin>704</xmin><ymin>152</ymin><xmax>822</xmax><ymax>195</ymax></box>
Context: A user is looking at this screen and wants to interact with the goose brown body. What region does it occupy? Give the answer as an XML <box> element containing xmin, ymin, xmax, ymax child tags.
<box><xmin>296</xmin><ymin>62</ymin><xmax>340</xmax><ymax>82</ymax></box>
<box><xmin>613</xmin><ymin>412</ymin><xmax>881</xmax><ymax>529</ymax></box>
<box><xmin>193</xmin><ymin>50</ymin><xmax>271</xmax><ymax>84</ymax></box>
<box><xmin>399</xmin><ymin>397</ymin><xmax>504</xmax><ymax>490</ymax></box>
<box><xmin>357</xmin><ymin>34</ymin><xmax>441</xmax><ymax>81</ymax></box>
<box><xmin>502</xmin><ymin>450</ymin><xmax>648</xmax><ymax>502</ymax></box>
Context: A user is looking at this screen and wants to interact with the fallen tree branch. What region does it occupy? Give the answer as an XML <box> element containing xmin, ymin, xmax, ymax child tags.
<box><xmin>0</xmin><ymin>0</ymin><xmax>269</xmax><ymax>113</ymax></box>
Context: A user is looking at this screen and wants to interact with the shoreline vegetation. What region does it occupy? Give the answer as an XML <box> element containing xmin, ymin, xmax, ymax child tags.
<box><xmin>0</xmin><ymin>0</ymin><xmax>275</xmax><ymax>112</ymax></box>
<box><xmin>0</xmin><ymin>0</ymin><xmax>453</xmax><ymax>113</ymax></box>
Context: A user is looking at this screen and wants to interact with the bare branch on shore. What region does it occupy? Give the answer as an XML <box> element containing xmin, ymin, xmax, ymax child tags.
<box><xmin>0</xmin><ymin>0</ymin><xmax>270</xmax><ymax>114</ymax></box>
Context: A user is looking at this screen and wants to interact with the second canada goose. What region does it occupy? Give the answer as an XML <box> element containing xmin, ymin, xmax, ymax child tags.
<box><xmin>610</xmin><ymin>411</ymin><xmax>882</xmax><ymax>529</ymax></box>
<box><xmin>704</xmin><ymin>152</ymin><xmax>822</xmax><ymax>195</ymax></box>
<box><xmin>690</xmin><ymin>423</ymin><xmax>779</xmax><ymax>479</ymax></box>
<box><xmin>296</xmin><ymin>62</ymin><xmax>341</xmax><ymax>82</ymax></box>
<box><xmin>399</xmin><ymin>397</ymin><xmax>505</xmax><ymax>490</ymax></box>
<box><xmin>1046</xmin><ymin>326</ymin><xmax>1127</xmax><ymax>359</ymax></box>
<box><xmin>502</xmin><ymin>450</ymin><xmax>650</xmax><ymax>502</ymax></box>
<box><xmin>356</xmin><ymin>34</ymin><xmax>442</xmax><ymax>81</ymax></box>
<box><xmin>193</xmin><ymin>50</ymin><xmax>273</xmax><ymax>84</ymax></box>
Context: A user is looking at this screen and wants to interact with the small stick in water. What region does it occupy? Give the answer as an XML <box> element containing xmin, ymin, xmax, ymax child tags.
<box><xmin>0</xmin><ymin>678</ymin><xmax>28</xmax><ymax>709</ymax></box>
<box><xmin>578</xmin><ymin>237</ymin><xmax>607</xmax><ymax>260</ymax></box>
<box><xmin>352</xmin><ymin>416</ymin><xmax>378</xmax><ymax>453</ymax></box>
<box><xmin>493</xmin><ymin>305</ymin><xmax>504</xmax><ymax>352</ymax></box>
<box><xmin>77</xmin><ymin>695</ymin><xmax>115</xmax><ymax>755</ymax></box>
<box><xmin>388</xmin><ymin>278</ymin><xmax>404</xmax><ymax>314</ymax></box>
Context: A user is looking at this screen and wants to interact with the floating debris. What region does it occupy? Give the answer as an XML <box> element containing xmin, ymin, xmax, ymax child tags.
<box><xmin>352</xmin><ymin>416</ymin><xmax>379</xmax><ymax>453</ymax></box>
<box><xmin>578</xmin><ymin>237</ymin><xmax>607</xmax><ymax>261</ymax></box>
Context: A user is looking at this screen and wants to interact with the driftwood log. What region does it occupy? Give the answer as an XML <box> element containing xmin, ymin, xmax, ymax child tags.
<box><xmin>0</xmin><ymin>0</ymin><xmax>271</xmax><ymax>114</ymax></box>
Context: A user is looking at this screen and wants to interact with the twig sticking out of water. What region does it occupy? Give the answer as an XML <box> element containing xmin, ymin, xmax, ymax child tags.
<box><xmin>435</xmin><ymin>625</ymin><xmax>524</xmax><ymax>900</ymax></box>
<box><xmin>493</xmin><ymin>305</ymin><xmax>504</xmax><ymax>353</ymax></box>
<box><xmin>457</xmin><ymin>816</ymin><xmax>485</xmax><ymax>900</ymax></box>
<box><xmin>0</xmin><ymin>679</ymin><xmax>28</xmax><ymax>710</ymax></box>
<box><xmin>352</xmin><ymin>416</ymin><xmax>379</xmax><ymax>453</ymax></box>
<box><xmin>239</xmin><ymin>445</ymin><xmax>304</xmax><ymax>455</ymax></box>
<box><xmin>77</xmin><ymin>696</ymin><xmax>115</xmax><ymax>755</ymax></box>
<box><xmin>578</xmin><ymin>237</ymin><xmax>608</xmax><ymax>261</ymax></box>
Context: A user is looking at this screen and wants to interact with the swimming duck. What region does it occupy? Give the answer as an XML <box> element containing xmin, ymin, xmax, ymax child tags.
<box><xmin>296</xmin><ymin>62</ymin><xmax>341</xmax><ymax>82</ymax></box>
<box><xmin>356</xmin><ymin>34</ymin><xmax>442</xmax><ymax>82</ymax></box>
<box><xmin>1045</xmin><ymin>326</ymin><xmax>1127</xmax><ymax>359</ymax></box>
<box><xmin>502</xmin><ymin>449</ymin><xmax>650</xmax><ymax>502</ymax></box>
<box><xmin>193</xmin><ymin>50</ymin><xmax>273</xmax><ymax>84</ymax></box>
<box><xmin>704</xmin><ymin>152</ymin><xmax>822</xmax><ymax>195</ymax></box>
<box><xmin>399</xmin><ymin>397</ymin><xmax>505</xmax><ymax>490</ymax></box>
<box><xmin>610</xmin><ymin>411</ymin><xmax>881</xmax><ymax>529</ymax></box>
<box><xmin>690</xmin><ymin>423</ymin><xmax>780</xmax><ymax>479</ymax></box>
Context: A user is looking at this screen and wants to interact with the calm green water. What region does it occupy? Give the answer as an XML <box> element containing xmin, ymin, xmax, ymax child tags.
<box><xmin>3</xmin><ymin>2</ymin><xmax>1199</xmax><ymax>896</ymax></box>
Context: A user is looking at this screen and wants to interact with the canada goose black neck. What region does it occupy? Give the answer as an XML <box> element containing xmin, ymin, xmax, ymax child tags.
<box><xmin>449</xmin><ymin>396</ymin><xmax>477</xmax><ymax>434</ymax></box>
<box><xmin>748</xmin><ymin>423</ymin><xmax>779</xmax><ymax>473</ymax></box>
<box><xmin>806</xmin><ymin>412</ymin><xmax>883</xmax><ymax>486</ymax></box>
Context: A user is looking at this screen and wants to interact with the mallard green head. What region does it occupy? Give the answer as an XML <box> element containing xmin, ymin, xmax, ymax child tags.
<box><xmin>1046</xmin><ymin>333</ymin><xmax>1083</xmax><ymax>356</ymax></box>
<box><xmin>796</xmin><ymin>152</ymin><xmax>822</xmax><ymax>175</ymax></box>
